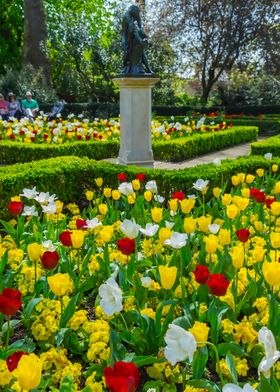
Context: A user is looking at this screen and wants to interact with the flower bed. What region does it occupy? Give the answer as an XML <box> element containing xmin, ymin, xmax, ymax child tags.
<box><xmin>0</xmin><ymin>163</ymin><xmax>279</xmax><ymax>391</ymax></box>
<box><xmin>0</xmin><ymin>126</ymin><xmax>258</xmax><ymax>164</ymax></box>
<box><xmin>251</xmin><ymin>135</ymin><xmax>280</xmax><ymax>157</ymax></box>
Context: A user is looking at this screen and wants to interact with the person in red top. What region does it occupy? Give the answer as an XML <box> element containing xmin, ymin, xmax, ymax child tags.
<box><xmin>0</xmin><ymin>94</ymin><xmax>8</xmax><ymax>120</ymax></box>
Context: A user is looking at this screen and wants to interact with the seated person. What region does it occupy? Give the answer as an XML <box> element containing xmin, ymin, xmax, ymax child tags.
<box><xmin>21</xmin><ymin>91</ymin><xmax>39</xmax><ymax>119</ymax></box>
<box><xmin>0</xmin><ymin>94</ymin><xmax>9</xmax><ymax>120</ymax></box>
<box><xmin>7</xmin><ymin>92</ymin><xmax>22</xmax><ymax>119</ymax></box>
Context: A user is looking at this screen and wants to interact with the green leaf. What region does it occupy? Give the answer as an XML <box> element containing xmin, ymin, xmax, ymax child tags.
<box><xmin>192</xmin><ymin>347</ymin><xmax>208</xmax><ymax>379</ymax></box>
<box><xmin>133</xmin><ymin>356</ymin><xmax>165</xmax><ymax>367</ymax></box>
<box><xmin>258</xmin><ymin>374</ymin><xmax>276</xmax><ymax>392</ymax></box>
<box><xmin>60</xmin><ymin>293</ymin><xmax>80</xmax><ymax>328</ymax></box>
<box><xmin>225</xmin><ymin>352</ymin><xmax>238</xmax><ymax>383</ymax></box>
<box><xmin>55</xmin><ymin>328</ymin><xmax>70</xmax><ymax>348</ymax></box>
<box><xmin>218</xmin><ymin>342</ymin><xmax>246</xmax><ymax>357</ymax></box>
<box><xmin>24</xmin><ymin>297</ymin><xmax>43</xmax><ymax>319</ymax></box>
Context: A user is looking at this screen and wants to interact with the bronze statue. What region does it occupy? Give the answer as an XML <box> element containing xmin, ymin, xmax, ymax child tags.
<box><xmin>121</xmin><ymin>5</ymin><xmax>153</xmax><ymax>75</ymax></box>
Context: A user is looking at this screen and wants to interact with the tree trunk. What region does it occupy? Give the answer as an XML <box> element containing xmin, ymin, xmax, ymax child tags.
<box><xmin>23</xmin><ymin>0</ymin><xmax>51</xmax><ymax>84</ymax></box>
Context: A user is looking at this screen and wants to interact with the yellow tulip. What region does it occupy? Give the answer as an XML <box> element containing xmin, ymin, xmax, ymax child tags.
<box><xmin>270</xmin><ymin>232</ymin><xmax>280</xmax><ymax>249</ymax></box>
<box><xmin>158</xmin><ymin>227</ymin><xmax>172</xmax><ymax>244</ymax></box>
<box><xmin>127</xmin><ymin>193</ymin><xmax>136</xmax><ymax>204</ymax></box>
<box><xmin>85</xmin><ymin>191</ymin><xmax>94</xmax><ymax>201</ymax></box>
<box><xmin>151</xmin><ymin>208</ymin><xmax>163</xmax><ymax>223</ymax></box>
<box><xmin>132</xmin><ymin>179</ymin><xmax>140</xmax><ymax>191</ymax></box>
<box><xmin>271</xmin><ymin>202</ymin><xmax>280</xmax><ymax>216</ymax></box>
<box><xmin>27</xmin><ymin>243</ymin><xmax>42</xmax><ymax>261</ymax></box>
<box><xmin>99</xmin><ymin>204</ymin><xmax>108</xmax><ymax>215</ymax></box>
<box><xmin>99</xmin><ymin>226</ymin><xmax>114</xmax><ymax>243</ymax></box>
<box><xmin>95</xmin><ymin>178</ymin><xmax>103</xmax><ymax>187</ymax></box>
<box><xmin>205</xmin><ymin>235</ymin><xmax>219</xmax><ymax>254</ymax></box>
<box><xmin>246</xmin><ymin>174</ymin><xmax>255</xmax><ymax>184</ymax></box>
<box><xmin>168</xmin><ymin>199</ymin><xmax>178</xmax><ymax>212</ymax></box>
<box><xmin>180</xmin><ymin>198</ymin><xmax>195</xmax><ymax>213</ymax></box>
<box><xmin>263</xmin><ymin>261</ymin><xmax>280</xmax><ymax>287</ymax></box>
<box><xmin>241</xmin><ymin>188</ymin><xmax>250</xmax><ymax>198</ymax></box>
<box><xmin>48</xmin><ymin>273</ymin><xmax>73</xmax><ymax>296</ymax></box>
<box><xmin>256</xmin><ymin>168</ymin><xmax>264</xmax><ymax>177</ymax></box>
<box><xmin>189</xmin><ymin>321</ymin><xmax>210</xmax><ymax>347</ymax></box>
<box><xmin>213</xmin><ymin>187</ymin><xmax>222</xmax><ymax>198</ymax></box>
<box><xmin>219</xmin><ymin>229</ymin><xmax>231</xmax><ymax>245</ymax></box>
<box><xmin>159</xmin><ymin>265</ymin><xmax>177</xmax><ymax>290</ymax></box>
<box><xmin>252</xmin><ymin>246</ymin><xmax>266</xmax><ymax>262</ymax></box>
<box><xmin>71</xmin><ymin>230</ymin><xmax>85</xmax><ymax>248</ymax></box>
<box><xmin>231</xmin><ymin>175</ymin><xmax>240</xmax><ymax>186</ymax></box>
<box><xmin>144</xmin><ymin>191</ymin><xmax>153</xmax><ymax>202</ymax></box>
<box><xmin>103</xmin><ymin>188</ymin><xmax>112</xmax><ymax>198</ymax></box>
<box><xmin>230</xmin><ymin>246</ymin><xmax>244</xmax><ymax>269</ymax></box>
<box><xmin>184</xmin><ymin>217</ymin><xmax>196</xmax><ymax>234</ymax></box>
<box><xmin>112</xmin><ymin>190</ymin><xmax>121</xmax><ymax>201</ymax></box>
<box><xmin>222</xmin><ymin>194</ymin><xmax>232</xmax><ymax>206</ymax></box>
<box><xmin>197</xmin><ymin>216</ymin><xmax>211</xmax><ymax>233</ymax></box>
<box><xmin>272</xmin><ymin>164</ymin><xmax>278</xmax><ymax>172</ymax></box>
<box><xmin>237</xmin><ymin>173</ymin><xmax>245</xmax><ymax>183</ymax></box>
<box><xmin>226</xmin><ymin>204</ymin><xmax>239</xmax><ymax>219</ymax></box>
<box><xmin>15</xmin><ymin>354</ymin><xmax>42</xmax><ymax>391</ymax></box>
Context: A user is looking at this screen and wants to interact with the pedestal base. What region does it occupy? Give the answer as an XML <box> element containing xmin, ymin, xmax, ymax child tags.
<box><xmin>113</xmin><ymin>77</ymin><xmax>159</xmax><ymax>168</ymax></box>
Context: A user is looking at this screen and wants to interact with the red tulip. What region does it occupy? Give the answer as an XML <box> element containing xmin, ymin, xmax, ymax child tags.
<box><xmin>59</xmin><ymin>231</ymin><xmax>72</xmax><ymax>246</ymax></box>
<box><xmin>117</xmin><ymin>238</ymin><xmax>136</xmax><ymax>255</ymax></box>
<box><xmin>0</xmin><ymin>288</ymin><xmax>22</xmax><ymax>316</ymax></box>
<box><xmin>207</xmin><ymin>274</ymin><xmax>230</xmax><ymax>296</ymax></box>
<box><xmin>171</xmin><ymin>191</ymin><xmax>185</xmax><ymax>201</ymax></box>
<box><xmin>236</xmin><ymin>228</ymin><xmax>250</xmax><ymax>243</ymax></box>
<box><xmin>250</xmin><ymin>188</ymin><xmax>266</xmax><ymax>203</ymax></box>
<box><xmin>135</xmin><ymin>173</ymin><xmax>145</xmax><ymax>182</ymax></box>
<box><xmin>41</xmin><ymin>251</ymin><xmax>59</xmax><ymax>270</ymax></box>
<box><xmin>117</xmin><ymin>173</ymin><xmax>127</xmax><ymax>182</ymax></box>
<box><xmin>8</xmin><ymin>201</ymin><xmax>24</xmax><ymax>217</ymax></box>
<box><xmin>265</xmin><ymin>198</ymin><xmax>276</xmax><ymax>209</ymax></box>
<box><xmin>6</xmin><ymin>351</ymin><xmax>28</xmax><ymax>372</ymax></box>
<box><xmin>76</xmin><ymin>219</ymin><xmax>87</xmax><ymax>229</ymax></box>
<box><xmin>104</xmin><ymin>361</ymin><xmax>140</xmax><ymax>392</ymax></box>
<box><xmin>193</xmin><ymin>265</ymin><xmax>210</xmax><ymax>284</ymax></box>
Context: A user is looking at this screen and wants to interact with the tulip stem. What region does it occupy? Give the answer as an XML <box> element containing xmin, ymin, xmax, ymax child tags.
<box><xmin>60</xmin><ymin>297</ymin><xmax>64</xmax><ymax>327</ymax></box>
<box><xmin>199</xmin><ymin>341</ymin><xmax>225</xmax><ymax>386</ymax></box>
<box><xmin>34</xmin><ymin>260</ymin><xmax>37</xmax><ymax>295</ymax></box>
<box><xmin>5</xmin><ymin>317</ymin><xmax>11</xmax><ymax>351</ymax></box>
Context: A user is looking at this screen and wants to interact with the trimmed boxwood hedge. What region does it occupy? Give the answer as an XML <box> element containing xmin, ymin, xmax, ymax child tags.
<box><xmin>251</xmin><ymin>135</ymin><xmax>280</xmax><ymax>157</ymax></box>
<box><xmin>0</xmin><ymin>126</ymin><xmax>258</xmax><ymax>164</ymax></box>
<box><xmin>0</xmin><ymin>154</ymin><xmax>279</xmax><ymax>221</ymax></box>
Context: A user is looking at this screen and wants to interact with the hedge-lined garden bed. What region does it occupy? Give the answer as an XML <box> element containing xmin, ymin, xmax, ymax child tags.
<box><xmin>0</xmin><ymin>154</ymin><xmax>278</xmax><ymax>220</ymax></box>
<box><xmin>251</xmin><ymin>134</ymin><xmax>280</xmax><ymax>157</ymax></box>
<box><xmin>0</xmin><ymin>126</ymin><xmax>258</xmax><ymax>164</ymax></box>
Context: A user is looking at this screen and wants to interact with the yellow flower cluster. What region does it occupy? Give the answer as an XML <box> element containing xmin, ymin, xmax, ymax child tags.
<box><xmin>31</xmin><ymin>298</ymin><xmax>63</xmax><ymax>340</ymax></box>
<box><xmin>85</xmin><ymin>320</ymin><xmax>110</xmax><ymax>362</ymax></box>
<box><xmin>41</xmin><ymin>347</ymin><xmax>81</xmax><ymax>386</ymax></box>
<box><xmin>147</xmin><ymin>361</ymin><xmax>182</xmax><ymax>383</ymax></box>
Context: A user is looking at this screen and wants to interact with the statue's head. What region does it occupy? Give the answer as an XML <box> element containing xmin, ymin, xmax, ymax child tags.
<box><xmin>128</xmin><ymin>5</ymin><xmax>140</xmax><ymax>19</ymax></box>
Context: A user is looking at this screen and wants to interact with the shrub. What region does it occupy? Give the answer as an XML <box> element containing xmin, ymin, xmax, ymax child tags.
<box><xmin>251</xmin><ymin>135</ymin><xmax>280</xmax><ymax>157</ymax></box>
<box><xmin>0</xmin><ymin>154</ymin><xmax>279</xmax><ymax>221</ymax></box>
<box><xmin>0</xmin><ymin>126</ymin><xmax>258</xmax><ymax>164</ymax></box>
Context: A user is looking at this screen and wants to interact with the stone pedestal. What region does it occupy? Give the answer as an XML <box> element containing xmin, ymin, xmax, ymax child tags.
<box><xmin>113</xmin><ymin>77</ymin><xmax>160</xmax><ymax>168</ymax></box>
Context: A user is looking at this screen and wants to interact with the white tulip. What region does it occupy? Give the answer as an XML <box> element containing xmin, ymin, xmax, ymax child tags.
<box><xmin>86</xmin><ymin>218</ymin><xmax>102</xmax><ymax>229</ymax></box>
<box><xmin>140</xmin><ymin>223</ymin><xmax>159</xmax><ymax>237</ymax></box>
<box><xmin>42</xmin><ymin>240</ymin><xmax>56</xmax><ymax>251</ymax></box>
<box><xmin>164</xmin><ymin>232</ymin><xmax>188</xmax><ymax>249</ymax></box>
<box><xmin>98</xmin><ymin>278</ymin><xmax>123</xmax><ymax>316</ymax></box>
<box><xmin>120</xmin><ymin>219</ymin><xmax>141</xmax><ymax>239</ymax></box>
<box><xmin>154</xmin><ymin>195</ymin><xmax>165</xmax><ymax>203</ymax></box>
<box><xmin>22</xmin><ymin>205</ymin><xmax>38</xmax><ymax>217</ymax></box>
<box><xmin>145</xmin><ymin>180</ymin><xmax>158</xmax><ymax>194</ymax></box>
<box><xmin>264</xmin><ymin>153</ymin><xmax>272</xmax><ymax>161</ymax></box>
<box><xmin>42</xmin><ymin>202</ymin><xmax>57</xmax><ymax>214</ymax></box>
<box><xmin>118</xmin><ymin>182</ymin><xmax>134</xmax><ymax>196</ymax></box>
<box><xmin>20</xmin><ymin>186</ymin><xmax>38</xmax><ymax>199</ymax></box>
<box><xmin>165</xmin><ymin>221</ymin><xmax>175</xmax><ymax>229</ymax></box>
<box><xmin>193</xmin><ymin>179</ymin><xmax>209</xmax><ymax>192</ymax></box>
<box><xmin>164</xmin><ymin>324</ymin><xmax>197</xmax><ymax>365</ymax></box>
<box><xmin>141</xmin><ymin>276</ymin><xmax>153</xmax><ymax>288</ymax></box>
<box><xmin>223</xmin><ymin>383</ymin><xmax>257</xmax><ymax>392</ymax></box>
<box><xmin>208</xmin><ymin>224</ymin><xmax>220</xmax><ymax>234</ymax></box>
<box><xmin>258</xmin><ymin>327</ymin><xmax>280</xmax><ymax>378</ymax></box>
